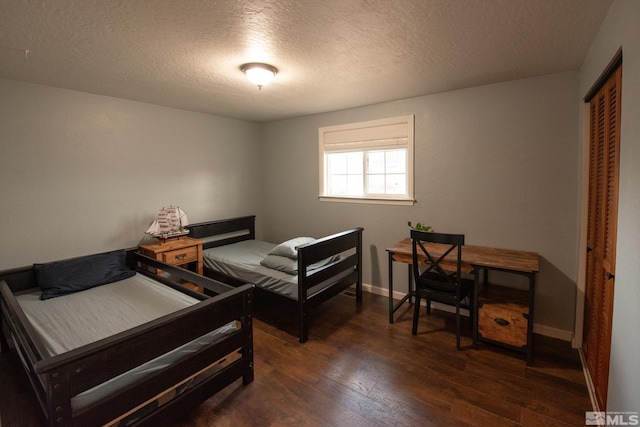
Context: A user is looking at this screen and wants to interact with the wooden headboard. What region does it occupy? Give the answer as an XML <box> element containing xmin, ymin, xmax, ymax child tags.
<box><xmin>188</xmin><ymin>215</ymin><xmax>256</xmax><ymax>250</ymax></box>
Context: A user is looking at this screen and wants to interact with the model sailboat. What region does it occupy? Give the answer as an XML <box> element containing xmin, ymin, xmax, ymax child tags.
<box><xmin>145</xmin><ymin>205</ymin><xmax>190</xmax><ymax>242</ymax></box>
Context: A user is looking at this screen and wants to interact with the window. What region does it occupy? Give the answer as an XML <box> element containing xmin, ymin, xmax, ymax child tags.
<box><xmin>319</xmin><ymin>115</ymin><xmax>414</xmax><ymax>205</ymax></box>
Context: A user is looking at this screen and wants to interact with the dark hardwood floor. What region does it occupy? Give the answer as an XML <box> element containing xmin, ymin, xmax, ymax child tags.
<box><xmin>1</xmin><ymin>291</ymin><xmax>591</xmax><ymax>426</ymax></box>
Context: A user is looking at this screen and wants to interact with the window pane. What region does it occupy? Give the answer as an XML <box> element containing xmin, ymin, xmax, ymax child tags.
<box><xmin>327</xmin><ymin>153</ymin><xmax>347</xmax><ymax>174</ymax></box>
<box><xmin>346</xmin><ymin>152</ymin><xmax>363</xmax><ymax>174</ymax></box>
<box><xmin>347</xmin><ymin>175</ymin><xmax>363</xmax><ymax>195</ymax></box>
<box><xmin>363</xmin><ymin>148</ymin><xmax>407</xmax><ymax>196</ymax></box>
<box><xmin>385</xmin><ymin>150</ymin><xmax>405</xmax><ymax>174</ymax></box>
<box><xmin>327</xmin><ymin>152</ymin><xmax>363</xmax><ymax>196</ymax></box>
<box><xmin>367</xmin><ymin>174</ymin><xmax>385</xmax><ymax>194</ymax></box>
<box><xmin>386</xmin><ymin>173</ymin><xmax>406</xmax><ymax>194</ymax></box>
<box><xmin>329</xmin><ymin>175</ymin><xmax>347</xmax><ymax>195</ymax></box>
<box><xmin>366</xmin><ymin>151</ymin><xmax>385</xmax><ymax>174</ymax></box>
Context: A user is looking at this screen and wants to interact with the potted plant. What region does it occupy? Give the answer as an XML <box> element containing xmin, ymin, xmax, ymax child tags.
<box><xmin>407</xmin><ymin>221</ymin><xmax>433</xmax><ymax>232</ymax></box>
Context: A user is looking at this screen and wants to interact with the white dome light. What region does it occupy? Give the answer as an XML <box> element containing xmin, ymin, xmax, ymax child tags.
<box><xmin>240</xmin><ymin>63</ymin><xmax>278</xmax><ymax>90</ymax></box>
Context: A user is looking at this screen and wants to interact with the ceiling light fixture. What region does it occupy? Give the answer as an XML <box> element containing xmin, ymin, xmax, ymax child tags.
<box><xmin>240</xmin><ymin>63</ymin><xmax>278</xmax><ymax>90</ymax></box>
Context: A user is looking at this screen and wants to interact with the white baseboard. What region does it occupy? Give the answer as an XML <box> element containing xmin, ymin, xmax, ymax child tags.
<box><xmin>579</xmin><ymin>349</ymin><xmax>600</xmax><ymax>413</ymax></box>
<box><xmin>361</xmin><ymin>283</ymin><xmax>573</xmax><ymax>342</ymax></box>
<box><xmin>362</xmin><ymin>282</ymin><xmax>392</xmax><ymax>297</ymax></box>
<box><xmin>532</xmin><ymin>323</ymin><xmax>573</xmax><ymax>341</ymax></box>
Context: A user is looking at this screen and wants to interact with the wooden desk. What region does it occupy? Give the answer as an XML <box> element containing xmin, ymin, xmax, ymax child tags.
<box><xmin>386</xmin><ymin>238</ymin><xmax>539</xmax><ymax>364</ymax></box>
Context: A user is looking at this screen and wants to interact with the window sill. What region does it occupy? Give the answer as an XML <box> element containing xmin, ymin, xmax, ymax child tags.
<box><xmin>318</xmin><ymin>196</ymin><xmax>415</xmax><ymax>206</ymax></box>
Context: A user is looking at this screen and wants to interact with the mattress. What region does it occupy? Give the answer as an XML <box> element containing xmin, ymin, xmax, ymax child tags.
<box><xmin>15</xmin><ymin>273</ymin><xmax>238</xmax><ymax>415</ymax></box>
<box><xmin>202</xmin><ymin>239</ymin><xmax>351</xmax><ymax>299</ymax></box>
<box><xmin>17</xmin><ymin>273</ymin><xmax>200</xmax><ymax>355</ymax></box>
<box><xmin>203</xmin><ymin>240</ymin><xmax>299</xmax><ymax>298</ymax></box>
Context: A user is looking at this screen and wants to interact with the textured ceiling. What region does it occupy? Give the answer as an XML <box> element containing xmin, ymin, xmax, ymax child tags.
<box><xmin>0</xmin><ymin>0</ymin><xmax>612</xmax><ymax>123</ymax></box>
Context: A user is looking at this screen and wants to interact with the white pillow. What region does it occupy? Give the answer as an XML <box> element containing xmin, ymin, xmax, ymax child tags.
<box><xmin>260</xmin><ymin>254</ymin><xmax>341</xmax><ymax>275</ymax></box>
<box><xmin>268</xmin><ymin>237</ymin><xmax>315</xmax><ymax>259</ymax></box>
<box><xmin>260</xmin><ymin>255</ymin><xmax>297</xmax><ymax>275</ymax></box>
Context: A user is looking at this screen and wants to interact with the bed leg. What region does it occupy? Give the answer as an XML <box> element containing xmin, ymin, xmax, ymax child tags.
<box><xmin>0</xmin><ymin>317</ymin><xmax>9</xmax><ymax>353</ymax></box>
<box><xmin>243</xmin><ymin>356</ymin><xmax>254</xmax><ymax>384</ymax></box>
<box><xmin>242</xmin><ymin>291</ymin><xmax>255</xmax><ymax>384</ymax></box>
<box><xmin>299</xmin><ymin>315</ymin><xmax>308</xmax><ymax>343</ymax></box>
<box><xmin>356</xmin><ymin>230</ymin><xmax>363</xmax><ymax>304</ymax></box>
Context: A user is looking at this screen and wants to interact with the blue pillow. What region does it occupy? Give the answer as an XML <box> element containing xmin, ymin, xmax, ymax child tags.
<box><xmin>35</xmin><ymin>249</ymin><xmax>136</xmax><ymax>300</ymax></box>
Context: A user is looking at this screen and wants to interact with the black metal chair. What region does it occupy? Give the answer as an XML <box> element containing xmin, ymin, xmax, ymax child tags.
<box><xmin>411</xmin><ymin>229</ymin><xmax>474</xmax><ymax>350</ymax></box>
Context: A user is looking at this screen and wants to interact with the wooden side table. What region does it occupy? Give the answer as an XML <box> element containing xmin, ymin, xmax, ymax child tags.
<box><xmin>139</xmin><ymin>237</ymin><xmax>204</xmax><ymax>292</ymax></box>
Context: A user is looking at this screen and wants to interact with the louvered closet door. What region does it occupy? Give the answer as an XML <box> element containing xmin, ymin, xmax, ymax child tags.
<box><xmin>583</xmin><ymin>63</ymin><xmax>621</xmax><ymax>411</ymax></box>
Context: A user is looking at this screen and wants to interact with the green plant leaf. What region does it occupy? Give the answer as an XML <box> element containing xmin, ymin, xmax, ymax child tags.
<box><xmin>408</xmin><ymin>221</ymin><xmax>432</xmax><ymax>232</ymax></box>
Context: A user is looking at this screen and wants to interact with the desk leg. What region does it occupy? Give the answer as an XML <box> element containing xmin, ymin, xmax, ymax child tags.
<box><xmin>483</xmin><ymin>268</ymin><xmax>489</xmax><ymax>293</ymax></box>
<box><xmin>526</xmin><ymin>273</ymin><xmax>536</xmax><ymax>366</ymax></box>
<box><xmin>388</xmin><ymin>252</ymin><xmax>416</xmax><ymax>323</ymax></box>
<box><xmin>388</xmin><ymin>252</ymin><xmax>394</xmax><ymax>323</ymax></box>
<box><xmin>473</xmin><ymin>266</ymin><xmax>480</xmax><ymax>349</ymax></box>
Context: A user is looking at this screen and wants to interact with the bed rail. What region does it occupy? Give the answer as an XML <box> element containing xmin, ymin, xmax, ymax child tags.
<box><xmin>189</xmin><ymin>215</ymin><xmax>256</xmax><ymax>249</ymax></box>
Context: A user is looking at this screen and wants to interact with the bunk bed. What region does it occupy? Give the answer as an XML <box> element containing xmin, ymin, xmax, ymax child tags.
<box><xmin>188</xmin><ymin>215</ymin><xmax>363</xmax><ymax>343</ymax></box>
<box><xmin>0</xmin><ymin>249</ymin><xmax>253</xmax><ymax>427</ymax></box>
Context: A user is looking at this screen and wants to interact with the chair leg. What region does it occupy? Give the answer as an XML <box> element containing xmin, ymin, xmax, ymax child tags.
<box><xmin>412</xmin><ymin>293</ymin><xmax>421</xmax><ymax>335</ymax></box>
<box><xmin>426</xmin><ymin>298</ymin><xmax>431</xmax><ymax>315</ymax></box>
<box><xmin>469</xmin><ymin>293</ymin><xmax>474</xmax><ymax>331</ymax></box>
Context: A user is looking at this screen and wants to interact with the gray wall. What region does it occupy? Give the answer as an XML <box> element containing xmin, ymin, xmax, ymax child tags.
<box><xmin>578</xmin><ymin>0</ymin><xmax>640</xmax><ymax>412</ymax></box>
<box><xmin>0</xmin><ymin>79</ymin><xmax>263</xmax><ymax>268</ymax></box>
<box><xmin>262</xmin><ymin>71</ymin><xmax>580</xmax><ymax>338</ymax></box>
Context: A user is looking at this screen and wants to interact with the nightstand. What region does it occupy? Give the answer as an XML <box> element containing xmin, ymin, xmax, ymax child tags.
<box><xmin>139</xmin><ymin>237</ymin><xmax>204</xmax><ymax>292</ymax></box>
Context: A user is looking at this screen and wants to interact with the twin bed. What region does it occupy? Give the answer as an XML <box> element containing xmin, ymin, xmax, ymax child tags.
<box><xmin>0</xmin><ymin>249</ymin><xmax>254</xmax><ymax>427</ymax></box>
<box><xmin>189</xmin><ymin>215</ymin><xmax>363</xmax><ymax>343</ymax></box>
<box><xmin>0</xmin><ymin>215</ymin><xmax>362</xmax><ymax>425</ymax></box>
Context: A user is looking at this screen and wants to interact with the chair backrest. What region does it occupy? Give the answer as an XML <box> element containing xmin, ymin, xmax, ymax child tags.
<box><xmin>411</xmin><ymin>229</ymin><xmax>465</xmax><ymax>295</ymax></box>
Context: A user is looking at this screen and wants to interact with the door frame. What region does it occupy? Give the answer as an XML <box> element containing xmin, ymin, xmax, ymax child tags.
<box><xmin>573</xmin><ymin>102</ymin><xmax>590</xmax><ymax>350</ymax></box>
<box><xmin>574</xmin><ymin>48</ymin><xmax>622</xmax><ymax>412</ymax></box>
<box><xmin>574</xmin><ymin>47</ymin><xmax>623</xmax><ymax>349</ymax></box>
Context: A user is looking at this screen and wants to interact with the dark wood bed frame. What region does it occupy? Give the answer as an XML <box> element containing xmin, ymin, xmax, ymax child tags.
<box><xmin>188</xmin><ymin>215</ymin><xmax>363</xmax><ymax>343</ymax></box>
<box><xmin>0</xmin><ymin>250</ymin><xmax>254</xmax><ymax>427</ymax></box>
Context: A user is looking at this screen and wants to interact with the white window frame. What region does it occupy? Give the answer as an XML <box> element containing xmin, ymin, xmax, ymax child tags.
<box><xmin>318</xmin><ymin>115</ymin><xmax>415</xmax><ymax>205</ymax></box>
